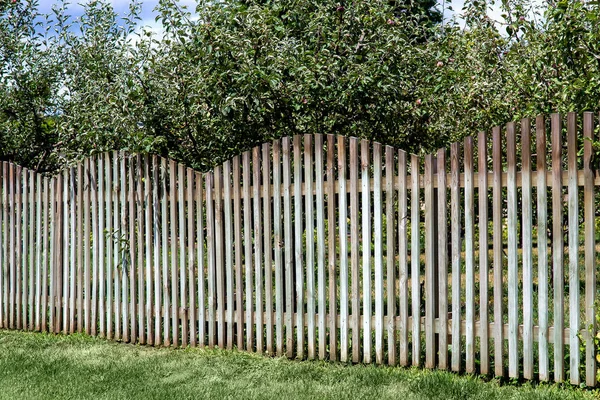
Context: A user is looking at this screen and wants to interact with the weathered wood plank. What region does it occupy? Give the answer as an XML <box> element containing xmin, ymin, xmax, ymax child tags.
<box><xmin>450</xmin><ymin>143</ymin><xmax>461</xmax><ymax>372</ymax></box>
<box><xmin>169</xmin><ymin>160</ymin><xmax>179</xmax><ymax>347</ymax></box>
<box><xmin>120</xmin><ymin>155</ymin><xmax>128</xmax><ymax>342</ymax></box>
<box><xmin>83</xmin><ymin>159</ymin><xmax>91</xmax><ymax>336</ymax></box>
<box><xmin>551</xmin><ymin>113</ymin><xmax>564</xmax><ymax>382</ymax></box>
<box><xmin>567</xmin><ymin>112</ymin><xmax>579</xmax><ymax>385</ymax></box>
<box><xmin>161</xmin><ymin>157</ymin><xmax>169</xmax><ymax>346</ymax></box>
<box><xmin>179</xmin><ymin>163</ymin><xmax>188</xmax><ymax>347</ymax></box>
<box><xmin>187</xmin><ymin>167</ymin><xmax>196</xmax><ymax>347</ymax></box>
<box><xmin>29</xmin><ymin>171</ymin><xmax>36</xmax><ymax>331</ymax></box>
<box><xmin>0</xmin><ymin>163</ymin><xmax>4</xmax><ymax>329</ymax></box>
<box><xmin>477</xmin><ymin>133</ymin><xmax>489</xmax><ymax>375</ymax></box>
<box><xmin>398</xmin><ymin>150</ymin><xmax>408</xmax><ymax>367</ymax></box>
<box><xmin>535</xmin><ymin>116</ymin><xmax>549</xmax><ymax>381</ymax></box>
<box><xmin>2</xmin><ymin>163</ymin><xmax>9</xmax><ymax>329</ymax></box>
<box><xmin>215</xmin><ymin>165</ymin><xmax>225</xmax><ymax>349</ymax></box>
<box><xmin>424</xmin><ymin>154</ymin><xmax>435</xmax><ymax>369</ymax></box>
<box><xmin>272</xmin><ymin>141</ymin><xmax>284</xmax><ymax>356</ymax></box>
<box><xmin>327</xmin><ymin>135</ymin><xmax>337</xmax><ymax>361</ymax></box>
<box><xmin>127</xmin><ymin>156</ymin><xmax>137</xmax><ymax>342</ymax></box>
<box><xmin>437</xmin><ymin>149</ymin><xmax>448</xmax><ymax>370</ymax></box>
<box><xmin>263</xmin><ymin>144</ymin><xmax>273</xmax><ymax>354</ymax></box>
<box><xmin>339</xmin><ymin>136</ymin><xmax>349</xmax><ymax>363</ymax></box>
<box><xmin>283</xmin><ymin>137</ymin><xmax>294</xmax><ymax>358</ymax></box>
<box><xmin>48</xmin><ymin>174</ymin><xmax>55</xmax><ymax>333</ymax></box>
<box><xmin>385</xmin><ymin>146</ymin><xmax>396</xmax><ymax>366</ymax></box>
<box><xmin>373</xmin><ymin>142</ymin><xmax>383</xmax><ymax>365</ymax></box>
<box><xmin>315</xmin><ymin>135</ymin><xmax>326</xmax><ymax>360</ymax></box>
<box><xmin>583</xmin><ymin>112</ymin><xmax>596</xmax><ymax>387</ymax></box>
<box><xmin>152</xmin><ymin>155</ymin><xmax>162</xmax><ymax>346</ymax></box>
<box><xmin>464</xmin><ymin>136</ymin><xmax>475</xmax><ymax>374</ymax></box>
<box><xmin>196</xmin><ymin>169</ymin><xmax>205</xmax><ymax>347</ymax></box>
<box><xmin>90</xmin><ymin>156</ymin><xmax>98</xmax><ymax>338</ymax></box>
<box><xmin>507</xmin><ymin>122</ymin><xmax>519</xmax><ymax>378</ymax></box>
<box><xmin>16</xmin><ymin>166</ymin><xmax>23</xmax><ymax>330</ymax></box>
<box><xmin>233</xmin><ymin>156</ymin><xmax>243</xmax><ymax>350</ymax></box>
<box><xmin>114</xmin><ymin>153</ymin><xmax>121</xmax><ymax>341</ymax></box>
<box><xmin>242</xmin><ymin>152</ymin><xmax>253</xmax><ymax>351</ymax></box>
<box><xmin>105</xmin><ymin>154</ymin><xmax>113</xmax><ymax>340</ymax></box>
<box><xmin>68</xmin><ymin>168</ymin><xmax>76</xmax><ymax>334</ymax></box>
<box><xmin>293</xmin><ymin>136</ymin><xmax>304</xmax><ymax>359</ymax></box>
<box><xmin>35</xmin><ymin>173</ymin><xmax>43</xmax><ymax>331</ymax></box>
<box><xmin>361</xmin><ymin>140</ymin><xmax>371</xmax><ymax>363</ymax></box>
<box><xmin>492</xmin><ymin>127</ymin><xmax>503</xmax><ymax>376</ymax></box>
<box><xmin>522</xmin><ymin>119</ymin><xmax>534</xmax><ymax>380</ymax></box>
<box><xmin>97</xmin><ymin>157</ymin><xmax>104</xmax><ymax>337</ymax></box>
<box><xmin>41</xmin><ymin>176</ymin><xmax>49</xmax><ymax>332</ymax></box>
<box><xmin>207</xmin><ymin>170</ymin><xmax>216</xmax><ymax>348</ymax></box>
<box><xmin>140</xmin><ymin>155</ymin><xmax>148</xmax><ymax>344</ymax></box>
<box><xmin>411</xmin><ymin>154</ymin><xmax>421</xmax><ymax>367</ymax></box>
<box><xmin>349</xmin><ymin>138</ymin><xmax>360</xmax><ymax>363</ymax></box>
<box><xmin>223</xmin><ymin>161</ymin><xmax>233</xmax><ymax>350</ymax></box>
<box><xmin>254</xmin><ymin>146</ymin><xmax>264</xmax><ymax>354</ymax></box>
<box><xmin>304</xmin><ymin>136</ymin><xmax>315</xmax><ymax>360</ymax></box>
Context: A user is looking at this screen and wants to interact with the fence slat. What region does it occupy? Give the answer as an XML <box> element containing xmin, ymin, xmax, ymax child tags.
<box><xmin>161</xmin><ymin>157</ymin><xmax>169</xmax><ymax>346</ymax></box>
<box><xmin>272</xmin><ymin>142</ymin><xmax>284</xmax><ymax>356</ymax></box>
<box><xmin>0</xmin><ymin>163</ymin><xmax>4</xmax><ymax>329</ymax></box>
<box><xmin>398</xmin><ymin>151</ymin><xmax>408</xmax><ymax>367</ymax></box>
<box><xmin>215</xmin><ymin>165</ymin><xmax>225</xmax><ymax>349</ymax></box>
<box><xmin>16</xmin><ymin>167</ymin><xmax>23</xmax><ymax>330</ymax></box>
<box><xmin>97</xmin><ymin>158</ymin><xmax>104</xmax><ymax>338</ymax></box>
<box><xmin>136</xmin><ymin>155</ymin><xmax>144</xmax><ymax>345</ymax></box>
<box><xmin>262</xmin><ymin>144</ymin><xmax>273</xmax><ymax>354</ymax></box>
<box><xmin>293</xmin><ymin>136</ymin><xmax>304</xmax><ymax>359</ymax></box>
<box><xmin>207</xmin><ymin>170</ymin><xmax>216</xmax><ymax>348</ymax></box>
<box><xmin>304</xmin><ymin>136</ymin><xmax>315</xmax><ymax>360</ymax></box>
<box><xmin>492</xmin><ymin>127</ymin><xmax>503</xmax><ymax>376</ymax></box>
<box><xmin>315</xmin><ymin>135</ymin><xmax>326</xmax><ymax>360</ymax></box>
<box><xmin>567</xmin><ymin>112</ymin><xmax>579</xmax><ymax>385</ymax></box>
<box><xmin>187</xmin><ymin>167</ymin><xmax>196</xmax><ymax>347</ymax></box>
<box><xmin>144</xmin><ymin>155</ymin><xmax>154</xmax><ymax>345</ymax></box>
<box><xmin>424</xmin><ymin>154</ymin><xmax>435</xmax><ymax>369</ymax></box>
<box><xmin>195</xmin><ymin>170</ymin><xmax>205</xmax><ymax>347</ymax></box>
<box><xmin>437</xmin><ymin>149</ymin><xmax>448</xmax><ymax>370</ymax></box>
<box><xmin>551</xmin><ymin>113</ymin><xmax>564</xmax><ymax>382</ymax></box>
<box><xmin>169</xmin><ymin>160</ymin><xmax>179</xmax><ymax>347</ymax></box>
<box><xmin>152</xmin><ymin>156</ymin><xmax>161</xmax><ymax>346</ymax></box>
<box><xmin>282</xmin><ymin>137</ymin><xmax>294</xmax><ymax>358</ymax></box>
<box><xmin>223</xmin><ymin>161</ymin><xmax>233</xmax><ymax>350</ymax></box>
<box><xmin>35</xmin><ymin>173</ymin><xmax>42</xmax><ymax>331</ymax></box>
<box><xmin>339</xmin><ymin>136</ymin><xmax>349</xmax><ymax>363</ymax></box>
<box><xmin>91</xmin><ymin>156</ymin><xmax>98</xmax><ymax>338</ymax></box>
<box><xmin>242</xmin><ymin>152</ymin><xmax>253</xmax><ymax>351</ymax></box>
<box><xmin>411</xmin><ymin>154</ymin><xmax>421</xmax><ymax>367</ymax></box>
<box><xmin>68</xmin><ymin>169</ymin><xmax>76</xmax><ymax>334</ymax></box>
<box><xmin>120</xmin><ymin>155</ymin><xmax>128</xmax><ymax>342</ymax></box>
<box><xmin>114</xmin><ymin>153</ymin><xmax>121</xmax><ymax>342</ymax></box>
<box><xmin>373</xmin><ymin>143</ymin><xmax>384</xmax><ymax>365</ymax></box>
<box><xmin>129</xmin><ymin>156</ymin><xmax>137</xmax><ymax>343</ymax></box>
<box><xmin>252</xmin><ymin>147</ymin><xmax>262</xmax><ymax>354</ymax></box>
<box><xmin>29</xmin><ymin>171</ymin><xmax>36</xmax><ymax>331</ymax></box>
<box><xmin>522</xmin><ymin>119</ymin><xmax>534</xmax><ymax>380</ymax></box>
<box><xmin>179</xmin><ymin>164</ymin><xmax>188</xmax><ymax>347</ymax></box>
<box><xmin>48</xmin><ymin>174</ymin><xmax>55</xmax><ymax>333</ymax></box>
<box><xmin>507</xmin><ymin>122</ymin><xmax>519</xmax><ymax>378</ymax></box>
<box><xmin>464</xmin><ymin>137</ymin><xmax>475</xmax><ymax>373</ymax></box>
<box><xmin>361</xmin><ymin>140</ymin><xmax>371</xmax><ymax>364</ymax></box>
<box><xmin>535</xmin><ymin>116</ymin><xmax>549</xmax><ymax>381</ymax></box>
<box><xmin>2</xmin><ymin>163</ymin><xmax>9</xmax><ymax>330</ymax></box>
<box><xmin>41</xmin><ymin>176</ymin><xmax>49</xmax><ymax>332</ymax></box>
<box><xmin>61</xmin><ymin>170</ymin><xmax>67</xmax><ymax>334</ymax></box>
<box><xmin>233</xmin><ymin>156</ymin><xmax>243</xmax><ymax>350</ymax></box>
<box><xmin>385</xmin><ymin>146</ymin><xmax>395</xmax><ymax>366</ymax></box>
<box><xmin>327</xmin><ymin>134</ymin><xmax>337</xmax><ymax>362</ymax></box>
<box><xmin>475</xmin><ymin>133</ymin><xmax>488</xmax><ymax>374</ymax></box>
<box><xmin>583</xmin><ymin>112</ymin><xmax>596</xmax><ymax>387</ymax></box>
<box><xmin>105</xmin><ymin>154</ymin><xmax>113</xmax><ymax>340</ymax></box>
<box><xmin>23</xmin><ymin>171</ymin><xmax>31</xmax><ymax>331</ymax></box>
<box><xmin>349</xmin><ymin>138</ymin><xmax>359</xmax><ymax>363</ymax></box>
<box><xmin>450</xmin><ymin>143</ymin><xmax>461</xmax><ymax>372</ymax></box>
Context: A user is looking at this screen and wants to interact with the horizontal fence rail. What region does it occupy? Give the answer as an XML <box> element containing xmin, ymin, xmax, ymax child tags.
<box><xmin>0</xmin><ymin>112</ymin><xmax>599</xmax><ymax>386</ymax></box>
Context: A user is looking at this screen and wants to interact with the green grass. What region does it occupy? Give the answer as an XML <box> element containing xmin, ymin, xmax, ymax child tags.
<box><xmin>0</xmin><ymin>331</ymin><xmax>597</xmax><ymax>400</ymax></box>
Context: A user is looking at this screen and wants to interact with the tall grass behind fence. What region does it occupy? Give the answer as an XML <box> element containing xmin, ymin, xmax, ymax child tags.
<box><xmin>0</xmin><ymin>112</ymin><xmax>598</xmax><ymax>386</ymax></box>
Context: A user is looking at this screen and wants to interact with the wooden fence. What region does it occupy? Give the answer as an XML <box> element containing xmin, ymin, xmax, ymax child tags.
<box><xmin>0</xmin><ymin>112</ymin><xmax>598</xmax><ymax>386</ymax></box>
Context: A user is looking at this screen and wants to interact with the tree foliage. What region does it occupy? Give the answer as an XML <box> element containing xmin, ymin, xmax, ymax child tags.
<box><xmin>0</xmin><ymin>0</ymin><xmax>599</xmax><ymax>172</ymax></box>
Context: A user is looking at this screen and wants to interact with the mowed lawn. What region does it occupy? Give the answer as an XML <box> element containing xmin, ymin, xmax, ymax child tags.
<box><xmin>0</xmin><ymin>330</ymin><xmax>596</xmax><ymax>400</ymax></box>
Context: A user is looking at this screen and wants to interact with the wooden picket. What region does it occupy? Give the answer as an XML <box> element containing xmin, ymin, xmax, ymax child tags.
<box><xmin>1</xmin><ymin>112</ymin><xmax>599</xmax><ymax>387</ymax></box>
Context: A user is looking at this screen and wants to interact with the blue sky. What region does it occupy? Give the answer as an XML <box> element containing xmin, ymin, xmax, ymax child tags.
<box><xmin>36</xmin><ymin>0</ymin><xmax>545</xmax><ymax>34</ymax></box>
